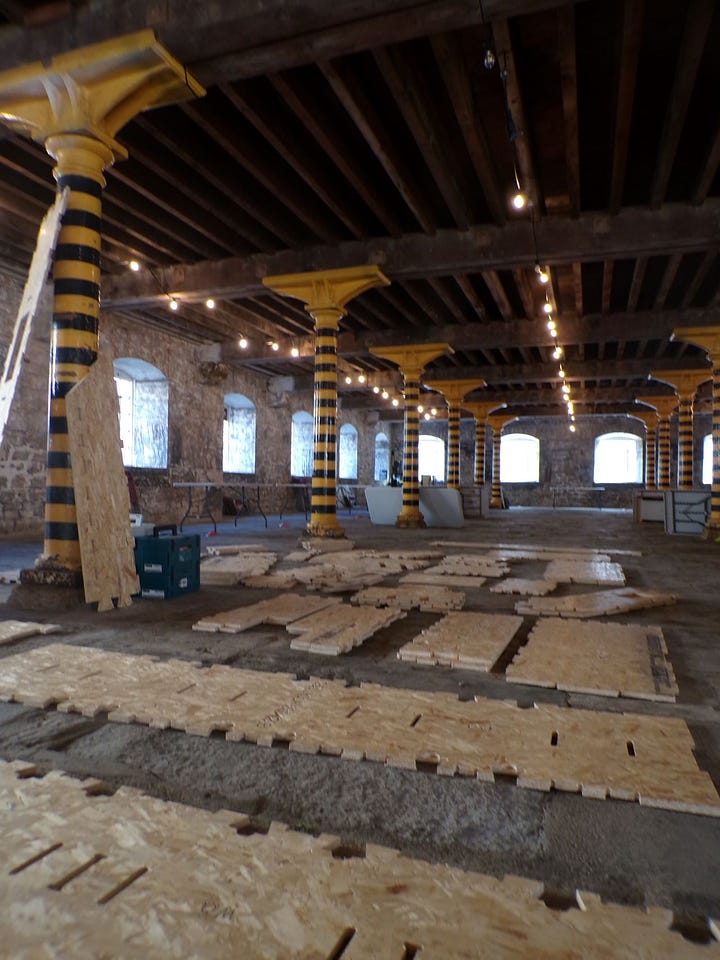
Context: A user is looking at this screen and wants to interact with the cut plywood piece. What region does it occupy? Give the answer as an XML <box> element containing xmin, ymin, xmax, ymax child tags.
<box><xmin>2</xmin><ymin>760</ymin><xmax>717</xmax><ymax>959</ymax></box>
<box><xmin>193</xmin><ymin>594</ymin><xmax>341</xmax><ymax>633</ymax></box>
<box><xmin>242</xmin><ymin>571</ymin><xmax>300</xmax><ymax>589</ymax></box>
<box><xmin>351</xmin><ymin>584</ymin><xmax>465</xmax><ymax>613</ymax></box>
<box><xmin>206</xmin><ymin>543</ymin><xmax>269</xmax><ymax>556</ymax></box>
<box><xmin>307</xmin><ymin>551</ymin><xmax>431</xmax><ymax>572</ymax></box>
<box><xmin>431</xmin><ymin>555</ymin><xmax>510</xmax><ymax>578</ymax></box>
<box><xmin>287</xmin><ymin>604</ymin><xmax>406</xmax><ymax>655</ymax></box>
<box><xmin>515</xmin><ymin>588</ymin><xmax>677</xmax><ymax>619</ymax></box>
<box><xmin>398</xmin><ymin>612</ymin><xmax>523</xmax><ymax>671</ymax></box>
<box><xmin>0</xmin><ymin>620</ymin><xmax>61</xmax><ymax>645</ymax></box>
<box><xmin>543</xmin><ymin>559</ymin><xmax>626</xmax><ymax>585</ymax></box>
<box><xmin>432</xmin><ymin>540</ymin><xmax>641</xmax><ymax>557</ymax></box>
<box><xmin>65</xmin><ymin>351</ymin><xmax>140</xmax><ymax>611</ymax></box>
<box><xmin>506</xmin><ymin>618</ymin><xmax>679</xmax><ymax>702</ymax></box>
<box><xmin>200</xmin><ymin>552</ymin><xmax>277</xmax><ymax>585</ymax></box>
<box><xmin>0</xmin><ymin>644</ymin><xmax>716</xmax><ymax>816</ymax></box>
<box><xmin>401</xmin><ymin>571</ymin><xmax>486</xmax><ymax>588</ymax></box>
<box><xmin>491</xmin><ymin>578</ymin><xmax>558</xmax><ymax>596</ymax></box>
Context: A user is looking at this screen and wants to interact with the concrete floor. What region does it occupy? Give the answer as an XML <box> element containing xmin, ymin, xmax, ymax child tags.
<box><xmin>1</xmin><ymin>506</ymin><xmax>719</xmax><ymax>938</ymax></box>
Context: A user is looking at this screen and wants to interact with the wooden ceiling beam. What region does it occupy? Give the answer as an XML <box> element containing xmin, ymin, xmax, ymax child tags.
<box><xmin>557</xmin><ymin>4</ymin><xmax>580</xmax><ymax>217</ymax></box>
<box><xmin>692</xmin><ymin>124</ymin><xmax>720</xmax><ymax>206</ymax></box>
<box><xmin>681</xmin><ymin>250</ymin><xmax>718</xmax><ymax>308</ymax></box>
<box><xmin>609</xmin><ymin>0</ymin><xmax>644</xmax><ymax>213</ymax></box>
<box><xmin>601</xmin><ymin>260</ymin><xmax>614</xmax><ymax>315</ymax></box>
<box><xmin>481</xmin><ymin>271</ymin><xmax>514</xmax><ymax>321</ymax></box>
<box><xmin>653</xmin><ymin>252</ymin><xmax>683</xmax><ymax>310</ymax></box>
<box><xmin>626</xmin><ymin>256</ymin><xmax>648</xmax><ymax>312</ymax></box>
<box><xmin>103</xmin><ymin>200</ymin><xmax>720</xmax><ymax>307</ymax></box>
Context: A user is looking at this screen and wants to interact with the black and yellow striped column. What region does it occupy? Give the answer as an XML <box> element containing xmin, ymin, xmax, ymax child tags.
<box><xmin>43</xmin><ymin>135</ymin><xmax>114</xmax><ymax>568</ymax></box>
<box><xmin>657</xmin><ymin>413</ymin><xmax>673</xmax><ymax>490</ymax></box>
<box><xmin>672</xmin><ymin>329</ymin><xmax>720</xmax><ymax>534</ymax></box>
<box><xmin>633</xmin><ymin>410</ymin><xmax>659</xmax><ymax>490</ymax></box>
<box><xmin>676</xmin><ymin>396</ymin><xmax>694</xmax><ymax>490</ymax></box>
<box><xmin>369</xmin><ymin>345</ymin><xmax>451</xmax><ymax>528</ymax></box>
<box><xmin>489</xmin><ymin>419</ymin><xmax>504</xmax><ymax>509</ymax></box>
<box><xmin>424</xmin><ymin>379</ymin><xmax>486</xmax><ymax>492</ymax></box>
<box><xmin>263</xmin><ymin>267</ymin><xmax>390</xmax><ymax>538</ymax></box>
<box><xmin>474</xmin><ymin>418</ymin><xmax>486</xmax><ymax>486</ymax></box>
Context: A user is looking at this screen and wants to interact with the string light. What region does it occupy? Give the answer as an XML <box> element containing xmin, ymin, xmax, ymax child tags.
<box><xmin>417</xmin><ymin>404</ymin><xmax>424</xmax><ymax>413</ymax></box>
<box><xmin>358</xmin><ymin>373</ymin><xmax>366</xmax><ymax>384</ymax></box>
<box><xmin>345</xmin><ymin>375</ymin><xmax>352</xmax><ymax>384</ymax></box>
<box><xmin>381</xmin><ymin>389</ymin><xmax>389</xmax><ymax>399</ymax></box>
<box><xmin>168</xmin><ymin>298</ymin><xmax>178</xmax><ymax>311</ymax></box>
<box><xmin>424</xmin><ymin>411</ymin><xmax>431</xmax><ymax>420</ymax></box>
<box><xmin>206</xmin><ymin>298</ymin><xmax>215</xmax><ymax>309</ymax></box>
<box><xmin>373</xmin><ymin>386</ymin><xmax>380</xmax><ymax>394</ymax></box>
<box><xmin>392</xmin><ymin>397</ymin><xmax>399</xmax><ymax>407</ymax></box>
<box><xmin>535</xmin><ymin>264</ymin><xmax>549</xmax><ymax>284</ymax></box>
<box><xmin>291</xmin><ymin>346</ymin><xmax>300</xmax><ymax>358</ymax></box>
<box><xmin>569</xmin><ymin>424</ymin><xmax>576</xmax><ymax>433</ymax></box>
<box><xmin>129</xmin><ymin>260</ymin><xmax>140</xmax><ymax>272</ymax></box>
<box><xmin>552</xmin><ymin>346</ymin><xmax>563</xmax><ymax>360</ymax></box>
<box><xmin>238</xmin><ymin>336</ymin><xmax>248</xmax><ymax>349</ymax></box>
<box><xmin>270</xmin><ymin>341</ymin><xmax>279</xmax><ymax>351</ymax></box>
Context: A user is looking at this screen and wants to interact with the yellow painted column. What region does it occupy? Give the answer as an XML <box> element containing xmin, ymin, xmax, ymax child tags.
<box><xmin>633</xmin><ymin>410</ymin><xmax>659</xmax><ymax>490</ymax></box>
<box><xmin>44</xmin><ymin>136</ymin><xmax>114</xmax><ymax>566</ymax></box>
<box><xmin>648</xmin><ymin>398</ymin><xmax>679</xmax><ymax>491</ymax></box>
<box><xmin>264</xmin><ymin>267</ymin><xmax>390</xmax><ymax>537</ymax></box>
<box><xmin>673</xmin><ymin>327</ymin><xmax>720</xmax><ymax>534</ymax></box>
<box><xmin>370</xmin><ymin>344</ymin><xmax>450</xmax><ymax>527</ymax></box>
<box><xmin>488</xmin><ymin>418</ymin><xmax>505</xmax><ymax>509</ymax></box>
<box><xmin>0</xmin><ymin>32</ymin><xmax>204</xmax><ymax>573</ymax></box>
<box><xmin>652</xmin><ymin>370</ymin><xmax>710</xmax><ymax>490</ymax></box>
<box><xmin>464</xmin><ymin>402</ymin><xmax>507</xmax><ymax>488</ymax></box>
<box><xmin>424</xmin><ymin>380</ymin><xmax>486</xmax><ymax>490</ymax></box>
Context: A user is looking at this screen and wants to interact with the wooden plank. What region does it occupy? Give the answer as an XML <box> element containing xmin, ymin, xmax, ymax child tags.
<box><xmin>193</xmin><ymin>594</ymin><xmax>342</xmax><ymax>633</ymax></box>
<box><xmin>351</xmin><ymin>585</ymin><xmax>466</xmax><ymax>613</ymax></box>
<box><xmin>0</xmin><ymin>645</ymin><xmax>716</xmax><ymax>814</ymax></box>
<box><xmin>401</xmin><ymin>571</ymin><xmax>486</xmax><ymax>588</ymax></box>
<box><xmin>398</xmin><ymin>612</ymin><xmax>523</xmax><ymax>671</ymax></box>
<box><xmin>490</xmin><ymin>578</ymin><xmax>558</xmax><ymax>596</ymax></box>
<box><xmin>3</xmin><ymin>758</ymin><xmax>718</xmax><ymax>958</ymax></box>
<box><xmin>287</xmin><ymin>604</ymin><xmax>406</xmax><ymax>656</ymax></box>
<box><xmin>515</xmin><ymin>587</ymin><xmax>677</xmax><ymax>619</ymax></box>
<box><xmin>65</xmin><ymin>351</ymin><xmax>139</xmax><ymax>611</ymax></box>
<box><xmin>543</xmin><ymin>559</ymin><xmax>626</xmax><ymax>586</ymax></box>
<box><xmin>506</xmin><ymin>618</ymin><xmax>679</xmax><ymax>702</ymax></box>
<box><xmin>432</xmin><ymin>555</ymin><xmax>510</xmax><ymax>578</ymax></box>
<box><xmin>0</xmin><ymin>620</ymin><xmax>61</xmax><ymax>645</ymax></box>
<box><xmin>200</xmin><ymin>552</ymin><xmax>277</xmax><ymax>585</ymax></box>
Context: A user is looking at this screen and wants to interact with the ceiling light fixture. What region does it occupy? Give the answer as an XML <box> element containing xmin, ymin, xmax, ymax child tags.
<box><xmin>239</xmin><ymin>336</ymin><xmax>248</xmax><ymax>349</ymax></box>
<box><xmin>129</xmin><ymin>260</ymin><xmax>140</xmax><ymax>272</ymax></box>
<box><xmin>373</xmin><ymin>386</ymin><xmax>380</xmax><ymax>394</ymax></box>
<box><xmin>206</xmin><ymin>298</ymin><xmax>215</xmax><ymax>309</ymax></box>
<box><xmin>552</xmin><ymin>346</ymin><xmax>563</xmax><ymax>360</ymax></box>
<box><xmin>291</xmin><ymin>346</ymin><xmax>300</xmax><ymax>358</ymax></box>
<box><xmin>169</xmin><ymin>298</ymin><xmax>178</xmax><ymax>312</ymax></box>
<box><xmin>345</xmin><ymin>375</ymin><xmax>352</xmax><ymax>384</ymax></box>
<box><xmin>270</xmin><ymin>341</ymin><xmax>279</xmax><ymax>351</ymax></box>
<box><xmin>358</xmin><ymin>373</ymin><xmax>366</xmax><ymax>384</ymax></box>
<box><xmin>381</xmin><ymin>390</ymin><xmax>389</xmax><ymax>399</ymax></box>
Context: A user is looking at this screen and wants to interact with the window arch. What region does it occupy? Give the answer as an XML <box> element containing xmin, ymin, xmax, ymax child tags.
<box><xmin>419</xmin><ymin>434</ymin><xmax>446</xmax><ymax>482</ymax></box>
<box><xmin>500</xmin><ymin>433</ymin><xmax>539</xmax><ymax>482</ymax></box>
<box><xmin>114</xmin><ymin>358</ymin><xmax>168</xmax><ymax>468</ymax></box>
<box><xmin>593</xmin><ymin>432</ymin><xmax>643</xmax><ymax>484</ymax></box>
<box><xmin>374</xmin><ymin>432</ymin><xmax>390</xmax><ymax>482</ymax></box>
<box><xmin>223</xmin><ymin>393</ymin><xmax>256</xmax><ymax>473</ymax></box>
<box><xmin>338</xmin><ymin>423</ymin><xmax>358</xmax><ymax>479</ymax></box>
<box><xmin>291</xmin><ymin>410</ymin><xmax>313</xmax><ymax>477</ymax></box>
<box><xmin>702</xmin><ymin>433</ymin><xmax>713</xmax><ymax>485</ymax></box>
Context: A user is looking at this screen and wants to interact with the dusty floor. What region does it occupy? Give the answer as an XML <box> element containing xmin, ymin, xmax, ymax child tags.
<box><xmin>1</xmin><ymin>506</ymin><xmax>719</xmax><ymax>935</ymax></box>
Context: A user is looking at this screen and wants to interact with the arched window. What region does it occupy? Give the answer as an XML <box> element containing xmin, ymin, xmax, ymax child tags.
<box><xmin>291</xmin><ymin>410</ymin><xmax>313</xmax><ymax>477</ymax></box>
<box><xmin>702</xmin><ymin>433</ymin><xmax>713</xmax><ymax>485</ymax></box>
<box><xmin>500</xmin><ymin>433</ymin><xmax>540</xmax><ymax>482</ymax></box>
<box><xmin>114</xmin><ymin>358</ymin><xmax>168</xmax><ymax>468</ymax></box>
<box><xmin>593</xmin><ymin>432</ymin><xmax>643</xmax><ymax>484</ymax></box>
<box><xmin>419</xmin><ymin>434</ymin><xmax>446</xmax><ymax>482</ymax></box>
<box><xmin>338</xmin><ymin>423</ymin><xmax>358</xmax><ymax>479</ymax></box>
<box><xmin>223</xmin><ymin>393</ymin><xmax>256</xmax><ymax>473</ymax></box>
<box><xmin>374</xmin><ymin>432</ymin><xmax>390</xmax><ymax>482</ymax></box>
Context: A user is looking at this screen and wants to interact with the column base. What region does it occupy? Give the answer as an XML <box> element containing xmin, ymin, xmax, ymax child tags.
<box><xmin>20</xmin><ymin>561</ymin><xmax>83</xmax><ymax>589</ymax></box>
<box><xmin>702</xmin><ymin>524</ymin><xmax>720</xmax><ymax>542</ymax></box>
<box><xmin>395</xmin><ymin>512</ymin><xmax>426</xmax><ymax>529</ymax></box>
<box><xmin>10</xmin><ymin>562</ymin><xmax>84</xmax><ymax>611</ymax></box>
<box><xmin>306</xmin><ymin>519</ymin><xmax>346</xmax><ymax>539</ymax></box>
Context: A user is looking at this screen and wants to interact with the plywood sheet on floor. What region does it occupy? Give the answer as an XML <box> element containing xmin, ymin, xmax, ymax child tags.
<box><xmin>431</xmin><ymin>541</ymin><xmax>615</xmax><ymax>561</ymax></box>
<box><xmin>2</xmin><ymin>761</ymin><xmax>715</xmax><ymax>959</ymax></box>
<box><xmin>491</xmin><ymin>579</ymin><xmax>558</xmax><ymax>596</ymax></box>
<box><xmin>506</xmin><ymin>619</ymin><xmax>679</xmax><ymax>702</ymax></box>
<box><xmin>0</xmin><ymin>620</ymin><xmax>61</xmax><ymax>645</ymax></box>
<box><xmin>432</xmin><ymin>555</ymin><xmax>510</xmax><ymax>578</ymax></box>
<box><xmin>401</xmin><ymin>571</ymin><xmax>486</xmax><ymax>588</ymax></box>
<box><xmin>515</xmin><ymin>588</ymin><xmax>677</xmax><ymax>619</ymax></box>
<box><xmin>398</xmin><ymin>612</ymin><xmax>523</xmax><ymax>671</ymax></box>
<box><xmin>200</xmin><ymin>552</ymin><xmax>277</xmax><ymax>585</ymax></box>
<box><xmin>0</xmin><ymin>644</ymin><xmax>716</xmax><ymax>816</ymax></box>
<box><xmin>193</xmin><ymin>594</ymin><xmax>341</xmax><ymax>632</ymax></box>
<box><xmin>544</xmin><ymin>559</ymin><xmax>626</xmax><ymax>585</ymax></box>
<box><xmin>287</xmin><ymin>604</ymin><xmax>406</xmax><ymax>655</ymax></box>
<box><xmin>351</xmin><ymin>584</ymin><xmax>465</xmax><ymax>612</ymax></box>
<box><xmin>65</xmin><ymin>351</ymin><xmax>139</xmax><ymax>610</ymax></box>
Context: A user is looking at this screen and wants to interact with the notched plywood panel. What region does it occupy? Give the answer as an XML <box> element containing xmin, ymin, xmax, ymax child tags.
<box><xmin>398</xmin><ymin>612</ymin><xmax>523</xmax><ymax>671</ymax></box>
<box><xmin>515</xmin><ymin>588</ymin><xmax>677</xmax><ymax>619</ymax></box>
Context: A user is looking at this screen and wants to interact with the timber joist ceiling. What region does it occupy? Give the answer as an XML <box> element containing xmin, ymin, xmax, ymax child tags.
<box><xmin>0</xmin><ymin>0</ymin><xmax>719</xmax><ymax>418</ymax></box>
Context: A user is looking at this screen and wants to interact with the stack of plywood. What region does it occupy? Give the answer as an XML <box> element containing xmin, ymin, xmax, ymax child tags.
<box><xmin>288</xmin><ymin>604</ymin><xmax>406</xmax><ymax>655</ymax></box>
<box><xmin>200</xmin><ymin>552</ymin><xmax>277</xmax><ymax>585</ymax></box>
<box><xmin>398</xmin><ymin>612</ymin><xmax>523</xmax><ymax>671</ymax></box>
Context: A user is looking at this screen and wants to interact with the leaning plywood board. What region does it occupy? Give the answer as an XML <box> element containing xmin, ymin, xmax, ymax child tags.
<box><xmin>544</xmin><ymin>559</ymin><xmax>626</xmax><ymax>585</ymax></box>
<box><xmin>0</xmin><ymin>620</ymin><xmax>61</xmax><ymax>645</ymax></box>
<box><xmin>398</xmin><ymin>612</ymin><xmax>523</xmax><ymax>671</ymax></box>
<box><xmin>515</xmin><ymin>588</ymin><xmax>677</xmax><ymax>619</ymax></box>
<box><xmin>193</xmin><ymin>594</ymin><xmax>341</xmax><ymax>632</ymax></box>
<box><xmin>0</xmin><ymin>644</ymin><xmax>716</xmax><ymax>815</ymax></box>
<box><xmin>351</xmin><ymin>584</ymin><xmax>465</xmax><ymax>612</ymax></box>
<box><xmin>65</xmin><ymin>351</ymin><xmax>139</xmax><ymax>611</ymax></box>
<box><xmin>3</xmin><ymin>761</ymin><xmax>717</xmax><ymax>960</ymax></box>
<box><xmin>506</xmin><ymin>618</ymin><xmax>679</xmax><ymax>701</ymax></box>
<box><xmin>491</xmin><ymin>578</ymin><xmax>558</xmax><ymax>596</ymax></box>
<box><xmin>287</xmin><ymin>603</ymin><xmax>406</xmax><ymax>655</ymax></box>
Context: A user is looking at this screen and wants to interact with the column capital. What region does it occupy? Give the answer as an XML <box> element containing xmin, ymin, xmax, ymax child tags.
<box><xmin>637</xmin><ymin>394</ymin><xmax>678</xmax><ymax>418</ymax></box>
<box><xmin>650</xmin><ymin>368</ymin><xmax>711</xmax><ymax>400</ymax></box>
<box><xmin>463</xmin><ymin>401</ymin><xmax>507</xmax><ymax>422</ymax></box>
<box><xmin>369</xmin><ymin>342</ymin><xmax>451</xmax><ymax>381</ymax></box>
<box><xmin>631</xmin><ymin>409</ymin><xmax>659</xmax><ymax>430</ymax></box>
<box><xmin>263</xmin><ymin>265</ymin><xmax>389</xmax><ymax>314</ymax></box>
<box><xmin>423</xmin><ymin>378</ymin><xmax>487</xmax><ymax>405</ymax></box>
<box><xmin>0</xmin><ymin>30</ymin><xmax>203</xmax><ymax>158</ymax></box>
<box><xmin>488</xmin><ymin>414</ymin><xmax>516</xmax><ymax>432</ymax></box>
<box><xmin>673</xmin><ymin>325</ymin><xmax>720</xmax><ymax>363</ymax></box>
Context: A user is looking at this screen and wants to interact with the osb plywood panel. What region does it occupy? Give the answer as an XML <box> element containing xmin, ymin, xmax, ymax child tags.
<box><xmin>431</xmin><ymin>541</ymin><xmax>617</xmax><ymax>561</ymax></box>
<box><xmin>200</xmin><ymin>553</ymin><xmax>277</xmax><ymax>585</ymax></box>
<box><xmin>351</xmin><ymin>585</ymin><xmax>465</xmax><ymax>613</ymax></box>
<box><xmin>0</xmin><ymin>620</ymin><xmax>61</xmax><ymax>645</ymax></box>
<box><xmin>544</xmin><ymin>559</ymin><xmax>626</xmax><ymax>586</ymax></box>
<box><xmin>515</xmin><ymin>588</ymin><xmax>678</xmax><ymax>619</ymax></box>
<box><xmin>432</xmin><ymin>555</ymin><xmax>510</xmax><ymax>578</ymax></box>
<box><xmin>65</xmin><ymin>352</ymin><xmax>139</xmax><ymax>611</ymax></box>
<box><xmin>287</xmin><ymin>604</ymin><xmax>406</xmax><ymax>655</ymax></box>
<box><xmin>2</xmin><ymin>762</ymin><xmax>716</xmax><ymax>960</ymax></box>
<box><xmin>506</xmin><ymin>619</ymin><xmax>679</xmax><ymax>702</ymax></box>
<box><xmin>0</xmin><ymin>645</ymin><xmax>716</xmax><ymax>816</ymax></box>
<box><xmin>398</xmin><ymin>612</ymin><xmax>523</xmax><ymax>671</ymax></box>
<box><xmin>242</xmin><ymin>571</ymin><xmax>301</xmax><ymax>589</ymax></box>
<box><xmin>491</xmin><ymin>579</ymin><xmax>558</xmax><ymax>596</ymax></box>
<box><xmin>400</xmin><ymin>571</ymin><xmax>486</xmax><ymax>588</ymax></box>
<box><xmin>193</xmin><ymin>594</ymin><xmax>342</xmax><ymax>633</ymax></box>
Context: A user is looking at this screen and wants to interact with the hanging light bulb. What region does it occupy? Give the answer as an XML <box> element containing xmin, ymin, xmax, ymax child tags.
<box><xmin>552</xmin><ymin>346</ymin><xmax>563</xmax><ymax>360</ymax></box>
<box><xmin>129</xmin><ymin>260</ymin><xmax>140</xmax><ymax>272</ymax></box>
<box><xmin>373</xmin><ymin>385</ymin><xmax>380</xmax><ymax>394</ymax></box>
<box><xmin>558</xmin><ymin>366</ymin><xmax>566</xmax><ymax>378</ymax></box>
<box><xmin>239</xmin><ymin>336</ymin><xmax>248</xmax><ymax>349</ymax></box>
<box><xmin>291</xmin><ymin>346</ymin><xmax>300</xmax><ymax>358</ymax></box>
<box><xmin>562</xmin><ymin>383</ymin><xmax>570</xmax><ymax>395</ymax></box>
<box><xmin>358</xmin><ymin>373</ymin><xmax>366</xmax><ymax>384</ymax></box>
<box><xmin>206</xmin><ymin>298</ymin><xmax>215</xmax><ymax>309</ymax></box>
<box><xmin>381</xmin><ymin>389</ymin><xmax>389</xmax><ymax>399</ymax></box>
<box><xmin>483</xmin><ymin>46</ymin><xmax>496</xmax><ymax>70</ymax></box>
<box><xmin>169</xmin><ymin>298</ymin><xmax>178</xmax><ymax>312</ymax></box>
<box><xmin>424</xmin><ymin>411</ymin><xmax>431</xmax><ymax>420</ymax></box>
<box><xmin>271</xmin><ymin>341</ymin><xmax>279</xmax><ymax>351</ymax></box>
<box><xmin>392</xmin><ymin>397</ymin><xmax>399</xmax><ymax>407</ymax></box>
<box><xmin>543</xmin><ymin>301</ymin><xmax>552</xmax><ymax>314</ymax></box>
<box><xmin>535</xmin><ymin>264</ymin><xmax>549</xmax><ymax>284</ymax></box>
<box><xmin>430</xmin><ymin>407</ymin><xmax>437</xmax><ymax>416</ymax></box>
<box><xmin>345</xmin><ymin>375</ymin><xmax>352</xmax><ymax>384</ymax></box>
<box><xmin>511</xmin><ymin>190</ymin><xmax>526</xmax><ymax>210</ymax></box>
<box><xmin>417</xmin><ymin>404</ymin><xmax>424</xmax><ymax>413</ymax></box>
<box><xmin>569</xmin><ymin>424</ymin><xmax>576</xmax><ymax>433</ymax></box>
<box><xmin>547</xmin><ymin>320</ymin><xmax>556</xmax><ymax>333</ymax></box>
